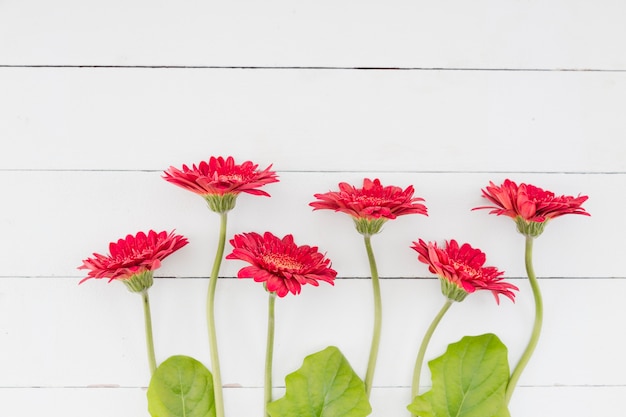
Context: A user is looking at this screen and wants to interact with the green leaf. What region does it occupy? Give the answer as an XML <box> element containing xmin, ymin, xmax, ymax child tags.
<box><xmin>147</xmin><ymin>355</ymin><xmax>215</xmax><ymax>417</ymax></box>
<box><xmin>407</xmin><ymin>334</ymin><xmax>510</xmax><ymax>417</ymax></box>
<box><xmin>267</xmin><ymin>346</ymin><xmax>372</xmax><ymax>417</ymax></box>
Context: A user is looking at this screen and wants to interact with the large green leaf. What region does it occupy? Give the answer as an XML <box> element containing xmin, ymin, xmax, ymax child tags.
<box><xmin>407</xmin><ymin>334</ymin><xmax>510</xmax><ymax>417</ymax></box>
<box><xmin>267</xmin><ymin>346</ymin><xmax>372</xmax><ymax>417</ymax></box>
<box><xmin>147</xmin><ymin>355</ymin><xmax>215</xmax><ymax>417</ymax></box>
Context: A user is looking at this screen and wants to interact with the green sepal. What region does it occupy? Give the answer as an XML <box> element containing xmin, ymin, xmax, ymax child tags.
<box><xmin>204</xmin><ymin>193</ymin><xmax>237</xmax><ymax>213</ymax></box>
<box><xmin>407</xmin><ymin>334</ymin><xmax>510</xmax><ymax>417</ymax></box>
<box><xmin>515</xmin><ymin>217</ymin><xmax>547</xmax><ymax>238</ymax></box>
<box><xmin>439</xmin><ymin>279</ymin><xmax>469</xmax><ymax>302</ymax></box>
<box><xmin>353</xmin><ymin>217</ymin><xmax>387</xmax><ymax>236</ymax></box>
<box><xmin>267</xmin><ymin>346</ymin><xmax>372</xmax><ymax>417</ymax></box>
<box><xmin>147</xmin><ymin>355</ymin><xmax>215</xmax><ymax>417</ymax></box>
<box><xmin>122</xmin><ymin>270</ymin><xmax>154</xmax><ymax>293</ymax></box>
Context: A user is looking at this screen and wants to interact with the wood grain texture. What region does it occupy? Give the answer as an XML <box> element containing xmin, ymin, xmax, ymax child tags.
<box><xmin>0</xmin><ymin>386</ymin><xmax>621</xmax><ymax>417</ymax></box>
<box><xmin>1</xmin><ymin>1</ymin><xmax>625</xmax><ymax>69</ymax></box>
<box><xmin>2</xmin><ymin>67</ymin><xmax>625</xmax><ymax>172</ymax></box>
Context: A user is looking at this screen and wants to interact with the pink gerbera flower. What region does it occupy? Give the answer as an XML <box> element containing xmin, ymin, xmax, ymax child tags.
<box><xmin>226</xmin><ymin>232</ymin><xmax>337</xmax><ymax>297</ymax></box>
<box><xmin>411</xmin><ymin>238</ymin><xmax>517</xmax><ymax>303</ymax></box>
<box><xmin>310</xmin><ymin>178</ymin><xmax>428</xmax><ymax>235</ymax></box>
<box><xmin>78</xmin><ymin>230</ymin><xmax>188</xmax><ymax>291</ymax></box>
<box><xmin>163</xmin><ymin>156</ymin><xmax>279</xmax><ymax>213</ymax></box>
<box><xmin>473</xmin><ymin>179</ymin><xmax>589</xmax><ymax>237</ymax></box>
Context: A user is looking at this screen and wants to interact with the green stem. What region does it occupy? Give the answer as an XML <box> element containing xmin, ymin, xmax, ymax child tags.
<box><xmin>411</xmin><ymin>298</ymin><xmax>453</xmax><ymax>402</ymax></box>
<box><xmin>506</xmin><ymin>236</ymin><xmax>543</xmax><ymax>404</ymax></box>
<box><xmin>141</xmin><ymin>290</ymin><xmax>157</xmax><ymax>375</ymax></box>
<box><xmin>363</xmin><ymin>235</ymin><xmax>382</xmax><ymax>398</ymax></box>
<box><xmin>208</xmin><ymin>212</ymin><xmax>228</xmax><ymax>417</ymax></box>
<box><xmin>264</xmin><ymin>292</ymin><xmax>276</xmax><ymax>417</ymax></box>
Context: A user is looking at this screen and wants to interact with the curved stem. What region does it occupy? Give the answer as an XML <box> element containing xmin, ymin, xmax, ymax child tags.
<box><xmin>141</xmin><ymin>290</ymin><xmax>157</xmax><ymax>375</ymax></box>
<box><xmin>207</xmin><ymin>212</ymin><xmax>228</xmax><ymax>417</ymax></box>
<box><xmin>411</xmin><ymin>298</ymin><xmax>453</xmax><ymax>402</ymax></box>
<box><xmin>363</xmin><ymin>235</ymin><xmax>381</xmax><ymax>398</ymax></box>
<box><xmin>264</xmin><ymin>292</ymin><xmax>276</xmax><ymax>417</ymax></box>
<box><xmin>506</xmin><ymin>236</ymin><xmax>543</xmax><ymax>404</ymax></box>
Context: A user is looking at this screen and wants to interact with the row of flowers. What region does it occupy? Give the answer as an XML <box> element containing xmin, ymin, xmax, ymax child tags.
<box><xmin>79</xmin><ymin>156</ymin><xmax>589</xmax><ymax>417</ymax></box>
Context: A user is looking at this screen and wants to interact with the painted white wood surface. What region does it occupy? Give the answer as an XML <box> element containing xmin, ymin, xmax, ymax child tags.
<box><xmin>0</xmin><ymin>386</ymin><xmax>622</xmax><ymax>417</ymax></box>
<box><xmin>2</xmin><ymin>67</ymin><xmax>625</xmax><ymax>172</ymax></box>
<box><xmin>3</xmin><ymin>276</ymin><xmax>624</xmax><ymax>386</ymax></box>
<box><xmin>1</xmin><ymin>1</ymin><xmax>625</xmax><ymax>416</ymax></box>
<box><xmin>1</xmin><ymin>0</ymin><xmax>626</xmax><ymax>70</ymax></box>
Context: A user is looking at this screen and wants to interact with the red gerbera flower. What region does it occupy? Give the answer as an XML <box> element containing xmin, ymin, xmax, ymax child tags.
<box><xmin>78</xmin><ymin>230</ymin><xmax>189</xmax><ymax>290</ymax></box>
<box><xmin>163</xmin><ymin>156</ymin><xmax>279</xmax><ymax>212</ymax></box>
<box><xmin>226</xmin><ymin>232</ymin><xmax>337</xmax><ymax>297</ymax></box>
<box><xmin>473</xmin><ymin>179</ymin><xmax>589</xmax><ymax>237</ymax></box>
<box><xmin>411</xmin><ymin>238</ymin><xmax>517</xmax><ymax>304</ymax></box>
<box><xmin>310</xmin><ymin>178</ymin><xmax>428</xmax><ymax>235</ymax></box>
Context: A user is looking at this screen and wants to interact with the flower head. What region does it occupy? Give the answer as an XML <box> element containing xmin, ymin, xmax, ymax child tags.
<box><xmin>78</xmin><ymin>230</ymin><xmax>189</xmax><ymax>292</ymax></box>
<box><xmin>473</xmin><ymin>179</ymin><xmax>589</xmax><ymax>237</ymax></box>
<box><xmin>310</xmin><ymin>178</ymin><xmax>428</xmax><ymax>236</ymax></box>
<box><xmin>226</xmin><ymin>232</ymin><xmax>337</xmax><ymax>297</ymax></box>
<box><xmin>411</xmin><ymin>238</ymin><xmax>517</xmax><ymax>303</ymax></box>
<box><xmin>163</xmin><ymin>156</ymin><xmax>279</xmax><ymax>213</ymax></box>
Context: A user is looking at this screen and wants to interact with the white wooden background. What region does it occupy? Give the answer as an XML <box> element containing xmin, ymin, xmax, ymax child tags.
<box><xmin>1</xmin><ymin>1</ymin><xmax>625</xmax><ymax>416</ymax></box>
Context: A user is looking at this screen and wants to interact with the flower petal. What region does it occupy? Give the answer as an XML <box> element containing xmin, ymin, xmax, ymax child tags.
<box><xmin>227</xmin><ymin>231</ymin><xmax>336</xmax><ymax>297</ymax></box>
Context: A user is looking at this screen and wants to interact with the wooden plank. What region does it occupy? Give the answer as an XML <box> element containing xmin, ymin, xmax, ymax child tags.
<box><xmin>0</xmin><ymin>386</ymin><xmax>621</xmax><ymax>417</ymax></box>
<box><xmin>0</xmin><ymin>171</ymin><xmax>608</xmax><ymax>278</ymax></box>
<box><xmin>1</xmin><ymin>1</ymin><xmax>625</xmax><ymax>69</ymax></box>
<box><xmin>1</xmin><ymin>277</ymin><xmax>623</xmax><ymax>388</ymax></box>
<box><xmin>2</xmin><ymin>68</ymin><xmax>626</xmax><ymax>172</ymax></box>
